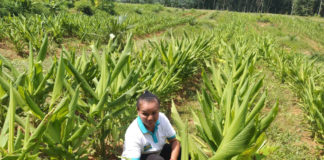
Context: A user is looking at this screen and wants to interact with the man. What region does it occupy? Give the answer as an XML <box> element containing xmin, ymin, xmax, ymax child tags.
<box><xmin>122</xmin><ymin>91</ymin><xmax>180</xmax><ymax>160</ymax></box>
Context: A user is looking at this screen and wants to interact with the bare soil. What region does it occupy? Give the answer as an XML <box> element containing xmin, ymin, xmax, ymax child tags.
<box><xmin>258</xmin><ymin>22</ymin><xmax>271</xmax><ymax>27</ymax></box>
<box><xmin>262</xmin><ymin>67</ymin><xmax>322</xmax><ymax>159</ymax></box>
<box><xmin>303</xmin><ymin>36</ymin><xmax>323</xmax><ymax>52</ymax></box>
<box><xmin>0</xmin><ymin>42</ymin><xmax>24</xmax><ymax>60</ymax></box>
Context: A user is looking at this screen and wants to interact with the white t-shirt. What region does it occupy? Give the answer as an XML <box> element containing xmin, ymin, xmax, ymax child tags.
<box><xmin>122</xmin><ymin>112</ymin><xmax>176</xmax><ymax>160</ymax></box>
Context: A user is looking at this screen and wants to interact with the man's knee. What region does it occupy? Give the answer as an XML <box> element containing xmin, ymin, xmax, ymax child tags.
<box><xmin>146</xmin><ymin>154</ymin><xmax>164</xmax><ymax>160</ymax></box>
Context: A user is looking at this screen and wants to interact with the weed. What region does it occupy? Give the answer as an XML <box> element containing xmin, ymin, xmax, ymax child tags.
<box><xmin>257</xmin><ymin>14</ymin><xmax>271</xmax><ymax>23</ymax></box>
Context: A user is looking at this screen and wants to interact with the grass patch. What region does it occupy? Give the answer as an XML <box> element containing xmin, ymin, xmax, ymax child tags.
<box><xmin>257</xmin><ymin>63</ymin><xmax>322</xmax><ymax>159</ymax></box>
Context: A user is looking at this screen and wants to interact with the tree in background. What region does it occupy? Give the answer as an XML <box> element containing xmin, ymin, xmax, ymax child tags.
<box><xmin>292</xmin><ymin>0</ymin><xmax>317</xmax><ymax>16</ymax></box>
<box><xmin>317</xmin><ymin>0</ymin><xmax>323</xmax><ymax>16</ymax></box>
<box><xmin>115</xmin><ymin>0</ymin><xmax>323</xmax><ymax>16</ymax></box>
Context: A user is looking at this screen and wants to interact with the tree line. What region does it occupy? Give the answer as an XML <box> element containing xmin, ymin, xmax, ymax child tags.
<box><xmin>116</xmin><ymin>0</ymin><xmax>324</xmax><ymax>16</ymax></box>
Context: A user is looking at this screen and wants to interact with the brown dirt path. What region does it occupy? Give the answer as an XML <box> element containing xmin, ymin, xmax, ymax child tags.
<box><xmin>134</xmin><ymin>11</ymin><xmax>212</xmax><ymax>48</ymax></box>
<box><xmin>134</xmin><ymin>11</ymin><xmax>209</xmax><ymax>39</ymax></box>
<box><xmin>261</xmin><ymin>66</ymin><xmax>323</xmax><ymax>159</ymax></box>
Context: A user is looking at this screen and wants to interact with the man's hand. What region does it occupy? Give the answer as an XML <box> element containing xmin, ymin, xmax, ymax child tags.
<box><xmin>168</xmin><ymin>138</ymin><xmax>180</xmax><ymax>160</ymax></box>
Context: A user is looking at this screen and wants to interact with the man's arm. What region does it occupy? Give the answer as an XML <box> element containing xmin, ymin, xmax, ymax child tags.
<box><xmin>122</xmin><ymin>131</ymin><xmax>142</xmax><ymax>160</ymax></box>
<box><xmin>168</xmin><ymin>138</ymin><xmax>180</xmax><ymax>160</ymax></box>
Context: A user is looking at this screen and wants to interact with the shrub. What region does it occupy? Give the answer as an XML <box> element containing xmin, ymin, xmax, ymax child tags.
<box><xmin>75</xmin><ymin>0</ymin><xmax>94</xmax><ymax>16</ymax></box>
<box><xmin>0</xmin><ymin>0</ymin><xmax>20</xmax><ymax>16</ymax></box>
<box><xmin>134</xmin><ymin>8</ymin><xmax>142</xmax><ymax>14</ymax></box>
<box><xmin>209</xmin><ymin>11</ymin><xmax>218</xmax><ymax>19</ymax></box>
<box><xmin>188</xmin><ymin>18</ymin><xmax>197</xmax><ymax>26</ymax></box>
<box><xmin>31</xmin><ymin>2</ymin><xmax>50</xmax><ymax>15</ymax></box>
<box><xmin>66</xmin><ymin>0</ymin><xmax>75</xmax><ymax>8</ymax></box>
<box><xmin>42</xmin><ymin>0</ymin><xmax>67</xmax><ymax>15</ymax></box>
<box><xmin>151</xmin><ymin>4</ymin><xmax>164</xmax><ymax>13</ymax></box>
<box><xmin>0</xmin><ymin>0</ymin><xmax>49</xmax><ymax>17</ymax></box>
<box><xmin>257</xmin><ymin>14</ymin><xmax>271</xmax><ymax>23</ymax></box>
<box><xmin>97</xmin><ymin>0</ymin><xmax>115</xmax><ymax>15</ymax></box>
<box><xmin>0</xmin><ymin>8</ymin><xmax>9</xmax><ymax>17</ymax></box>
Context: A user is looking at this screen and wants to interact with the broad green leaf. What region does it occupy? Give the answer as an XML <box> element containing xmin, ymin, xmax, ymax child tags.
<box><xmin>14</xmin><ymin>127</ymin><xmax>23</xmax><ymax>151</ymax></box>
<box><xmin>24</xmin><ymin>90</ymin><xmax>45</xmax><ymax>119</ymax></box>
<box><xmin>20</xmin><ymin>106</ymin><xmax>58</xmax><ymax>159</ymax></box>
<box><xmin>67</xmin><ymin>123</ymin><xmax>87</xmax><ymax>143</ymax></box>
<box><xmin>36</xmin><ymin>34</ymin><xmax>48</xmax><ymax>62</ymax></box>
<box><xmin>91</xmin><ymin>88</ymin><xmax>109</xmax><ymax>116</ymax></box>
<box><xmin>28</xmin><ymin>41</ymin><xmax>33</xmax><ymax>76</ymax></box>
<box><xmin>0</xmin><ymin>76</ymin><xmax>26</xmax><ymax>107</ymax></box>
<box><xmin>51</xmin><ymin>52</ymin><xmax>65</xmax><ymax>106</ymax></box>
<box><xmin>246</xmin><ymin>92</ymin><xmax>267</xmax><ymax>124</ymax></box>
<box><xmin>171</xmin><ymin>101</ymin><xmax>185</xmax><ymax>130</ymax></box>
<box><xmin>65</xmin><ymin>59</ymin><xmax>98</xmax><ymax>101</ymax></box>
<box><xmin>210</xmin><ymin>121</ymin><xmax>256</xmax><ymax>160</ymax></box>
<box><xmin>95</xmin><ymin>52</ymin><xmax>108</xmax><ymax>98</ymax></box>
<box><xmin>8</xmin><ymin>84</ymin><xmax>16</xmax><ymax>154</ymax></box>
<box><xmin>0</xmin><ymin>106</ymin><xmax>10</xmax><ymax>147</ymax></box>
<box><xmin>33</xmin><ymin>62</ymin><xmax>55</xmax><ymax>96</ymax></box>
<box><xmin>180</xmin><ymin>122</ymin><xmax>189</xmax><ymax>160</ymax></box>
<box><xmin>107</xmin><ymin>84</ymin><xmax>139</xmax><ymax>107</ymax></box>
<box><xmin>63</xmin><ymin>86</ymin><xmax>80</xmax><ymax>144</ymax></box>
<box><xmin>23</xmin><ymin>114</ymin><xmax>30</xmax><ymax>148</ymax></box>
<box><xmin>109</xmin><ymin>37</ymin><xmax>132</xmax><ymax>84</ymax></box>
<box><xmin>0</xmin><ymin>54</ymin><xmax>19</xmax><ymax>78</ymax></box>
<box><xmin>260</xmin><ymin>101</ymin><xmax>279</xmax><ymax>132</ymax></box>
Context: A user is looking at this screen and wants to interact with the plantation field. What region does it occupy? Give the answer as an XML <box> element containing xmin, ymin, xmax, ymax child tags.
<box><xmin>0</xmin><ymin>2</ymin><xmax>323</xmax><ymax>160</ymax></box>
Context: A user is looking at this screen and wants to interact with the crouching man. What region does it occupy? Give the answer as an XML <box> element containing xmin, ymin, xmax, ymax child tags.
<box><xmin>122</xmin><ymin>91</ymin><xmax>180</xmax><ymax>160</ymax></box>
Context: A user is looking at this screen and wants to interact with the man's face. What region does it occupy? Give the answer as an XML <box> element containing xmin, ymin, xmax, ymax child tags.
<box><xmin>137</xmin><ymin>100</ymin><xmax>159</xmax><ymax>131</ymax></box>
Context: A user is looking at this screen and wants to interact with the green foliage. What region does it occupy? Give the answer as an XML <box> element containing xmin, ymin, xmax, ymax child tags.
<box><xmin>75</xmin><ymin>0</ymin><xmax>95</xmax><ymax>16</ymax></box>
<box><xmin>188</xmin><ymin>18</ymin><xmax>197</xmax><ymax>26</ymax></box>
<box><xmin>199</xmin><ymin>52</ymin><xmax>277</xmax><ymax>159</ymax></box>
<box><xmin>292</xmin><ymin>0</ymin><xmax>317</xmax><ymax>16</ymax></box>
<box><xmin>208</xmin><ymin>11</ymin><xmax>219</xmax><ymax>20</ymax></box>
<box><xmin>257</xmin><ymin>35</ymin><xmax>324</xmax><ymax>144</ymax></box>
<box><xmin>0</xmin><ymin>0</ymin><xmax>12</xmax><ymax>17</ymax></box>
<box><xmin>257</xmin><ymin>15</ymin><xmax>271</xmax><ymax>23</ymax></box>
<box><xmin>66</xmin><ymin>0</ymin><xmax>75</xmax><ymax>8</ymax></box>
<box><xmin>133</xmin><ymin>7</ymin><xmax>142</xmax><ymax>14</ymax></box>
<box><xmin>0</xmin><ymin>3</ymin><xmax>201</xmax><ymax>56</ymax></box>
<box><xmin>150</xmin><ymin>3</ymin><xmax>164</xmax><ymax>13</ymax></box>
<box><xmin>97</xmin><ymin>0</ymin><xmax>115</xmax><ymax>15</ymax></box>
<box><xmin>0</xmin><ymin>3</ymin><xmax>323</xmax><ymax>159</ymax></box>
<box><xmin>0</xmin><ymin>27</ymin><xmax>213</xmax><ymax>158</ymax></box>
<box><xmin>169</xmin><ymin>27</ymin><xmax>279</xmax><ymax>160</ymax></box>
<box><xmin>2</xmin><ymin>15</ymin><xmax>48</xmax><ymax>54</ymax></box>
<box><xmin>42</xmin><ymin>0</ymin><xmax>67</xmax><ymax>14</ymax></box>
<box><xmin>0</xmin><ymin>0</ymin><xmax>50</xmax><ymax>17</ymax></box>
<box><xmin>143</xmin><ymin>33</ymin><xmax>212</xmax><ymax>98</ymax></box>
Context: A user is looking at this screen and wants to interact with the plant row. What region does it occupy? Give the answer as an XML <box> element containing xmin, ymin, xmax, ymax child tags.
<box><xmin>171</xmin><ymin>35</ymin><xmax>279</xmax><ymax>159</ymax></box>
<box><xmin>257</xmin><ymin>36</ymin><xmax>324</xmax><ymax>144</ymax></box>
<box><xmin>0</xmin><ymin>32</ymin><xmax>212</xmax><ymax>159</ymax></box>
<box><xmin>0</xmin><ymin>3</ymin><xmax>201</xmax><ymax>55</ymax></box>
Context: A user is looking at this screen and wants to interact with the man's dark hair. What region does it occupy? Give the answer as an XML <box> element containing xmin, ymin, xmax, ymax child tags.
<box><xmin>136</xmin><ymin>90</ymin><xmax>160</xmax><ymax>110</ymax></box>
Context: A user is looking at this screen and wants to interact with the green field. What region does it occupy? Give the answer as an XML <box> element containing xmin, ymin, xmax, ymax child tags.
<box><xmin>0</xmin><ymin>2</ymin><xmax>323</xmax><ymax>160</ymax></box>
